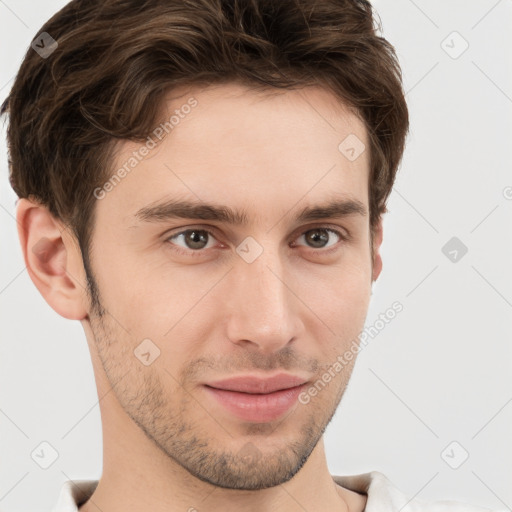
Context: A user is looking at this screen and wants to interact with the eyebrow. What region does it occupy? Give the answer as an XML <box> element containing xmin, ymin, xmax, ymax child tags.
<box><xmin>133</xmin><ymin>196</ymin><xmax>367</xmax><ymax>225</ymax></box>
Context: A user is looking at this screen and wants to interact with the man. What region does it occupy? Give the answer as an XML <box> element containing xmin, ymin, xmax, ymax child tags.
<box><xmin>1</xmin><ymin>0</ymin><xmax>503</xmax><ymax>510</ymax></box>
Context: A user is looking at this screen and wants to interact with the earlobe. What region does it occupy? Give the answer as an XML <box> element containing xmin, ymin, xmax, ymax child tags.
<box><xmin>371</xmin><ymin>217</ymin><xmax>384</xmax><ymax>282</ymax></box>
<box><xmin>16</xmin><ymin>198</ymin><xmax>89</xmax><ymax>320</ymax></box>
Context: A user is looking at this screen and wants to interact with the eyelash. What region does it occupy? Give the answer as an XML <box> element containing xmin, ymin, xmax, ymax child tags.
<box><xmin>164</xmin><ymin>225</ymin><xmax>350</xmax><ymax>258</ymax></box>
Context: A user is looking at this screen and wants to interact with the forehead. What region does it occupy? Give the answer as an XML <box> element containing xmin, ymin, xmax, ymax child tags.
<box><xmin>159</xmin><ymin>81</ymin><xmax>367</xmax><ymax>151</ymax></box>
<box><xmin>98</xmin><ymin>81</ymin><xmax>370</xmax><ymax>226</ymax></box>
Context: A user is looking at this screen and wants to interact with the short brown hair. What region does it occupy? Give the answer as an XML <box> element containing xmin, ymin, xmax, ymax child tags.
<box><xmin>2</xmin><ymin>0</ymin><xmax>408</xmax><ymax>308</ymax></box>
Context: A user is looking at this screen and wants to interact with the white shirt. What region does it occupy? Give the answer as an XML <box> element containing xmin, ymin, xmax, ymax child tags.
<box><xmin>50</xmin><ymin>471</ymin><xmax>505</xmax><ymax>511</ymax></box>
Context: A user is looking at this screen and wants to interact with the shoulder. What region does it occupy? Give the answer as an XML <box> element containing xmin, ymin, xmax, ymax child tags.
<box><xmin>332</xmin><ymin>471</ymin><xmax>505</xmax><ymax>512</ymax></box>
<box><xmin>50</xmin><ymin>480</ymin><xmax>99</xmax><ymax>512</ymax></box>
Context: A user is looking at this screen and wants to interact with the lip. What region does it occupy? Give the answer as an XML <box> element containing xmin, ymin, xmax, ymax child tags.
<box><xmin>205</xmin><ymin>373</ymin><xmax>308</xmax><ymax>394</ymax></box>
<box><xmin>203</xmin><ymin>373</ymin><xmax>308</xmax><ymax>423</ymax></box>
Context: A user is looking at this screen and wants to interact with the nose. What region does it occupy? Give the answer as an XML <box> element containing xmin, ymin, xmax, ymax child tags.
<box><xmin>224</xmin><ymin>244</ymin><xmax>304</xmax><ymax>354</ymax></box>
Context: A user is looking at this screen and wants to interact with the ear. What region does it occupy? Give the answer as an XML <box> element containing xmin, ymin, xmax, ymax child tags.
<box><xmin>371</xmin><ymin>216</ymin><xmax>384</xmax><ymax>283</ymax></box>
<box><xmin>16</xmin><ymin>197</ymin><xmax>89</xmax><ymax>320</ymax></box>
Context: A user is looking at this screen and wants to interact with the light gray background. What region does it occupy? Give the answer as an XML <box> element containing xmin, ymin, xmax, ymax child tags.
<box><xmin>1</xmin><ymin>1</ymin><xmax>511</xmax><ymax>511</ymax></box>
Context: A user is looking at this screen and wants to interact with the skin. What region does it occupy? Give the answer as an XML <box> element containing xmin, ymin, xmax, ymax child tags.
<box><xmin>17</xmin><ymin>82</ymin><xmax>384</xmax><ymax>512</ymax></box>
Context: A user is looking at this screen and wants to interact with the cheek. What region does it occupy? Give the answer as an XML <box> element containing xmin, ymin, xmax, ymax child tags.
<box><xmin>95</xmin><ymin>249</ymin><xmax>204</xmax><ymax>327</ymax></box>
<box><xmin>104</xmin><ymin>261</ymin><xmax>219</xmax><ymax>371</ymax></box>
<box><xmin>300</xmin><ymin>254</ymin><xmax>372</xmax><ymax>313</ymax></box>
<box><xmin>296</xmin><ymin>261</ymin><xmax>372</xmax><ymax>352</ymax></box>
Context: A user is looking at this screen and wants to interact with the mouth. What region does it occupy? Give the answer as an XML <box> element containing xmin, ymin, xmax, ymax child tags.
<box><xmin>202</xmin><ymin>374</ymin><xmax>309</xmax><ymax>423</ymax></box>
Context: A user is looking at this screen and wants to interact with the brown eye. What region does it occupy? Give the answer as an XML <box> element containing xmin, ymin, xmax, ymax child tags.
<box><xmin>166</xmin><ymin>229</ymin><xmax>218</xmax><ymax>254</ymax></box>
<box><xmin>295</xmin><ymin>228</ymin><xmax>343</xmax><ymax>250</ymax></box>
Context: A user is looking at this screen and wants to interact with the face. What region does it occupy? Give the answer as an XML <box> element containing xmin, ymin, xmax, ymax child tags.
<box><xmin>84</xmin><ymin>82</ymin><xmax>381</xmax><ymax>490</ymax></box>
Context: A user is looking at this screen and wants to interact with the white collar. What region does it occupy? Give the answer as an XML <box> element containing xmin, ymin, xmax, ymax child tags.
<box><xmin>51</xmin><ymin>471</ymin><xmax>497</xmax><ymax>512</ymax></box>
